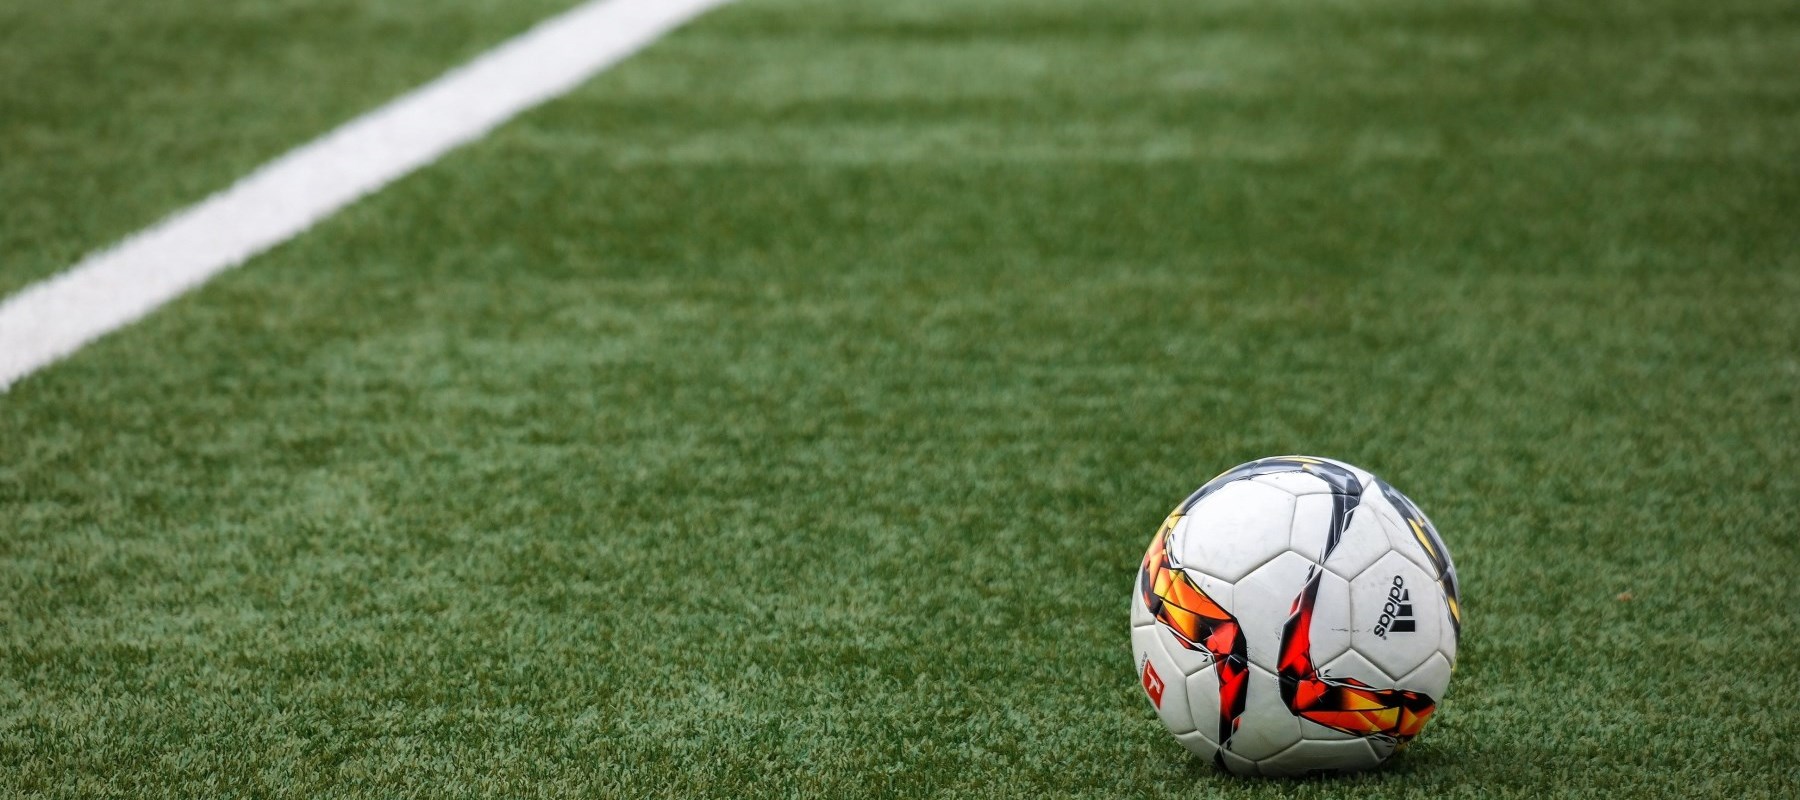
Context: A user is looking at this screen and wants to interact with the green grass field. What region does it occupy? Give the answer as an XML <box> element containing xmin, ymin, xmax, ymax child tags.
<box><xmin>3</xmin><ymin>0</ymin><xmax>1798</xmax><ymax>796</ymax></box>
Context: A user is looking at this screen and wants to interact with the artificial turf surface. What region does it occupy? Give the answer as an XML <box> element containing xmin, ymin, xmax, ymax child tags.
<box><xmin>0</xmin><ymin>0</ymin><xmax>582</xmax><ymax>298</ymax></box>
<box><xmin>3</xmin><ymin>0</ymin><xmax>1799</xmax><ymax>796</ymax></box>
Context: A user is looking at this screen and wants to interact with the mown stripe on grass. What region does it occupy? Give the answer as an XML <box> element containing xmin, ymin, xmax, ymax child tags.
<box><xmin>0</xmin><ymin>0</ymin><xmax>730</xmax><ymax>392</ymax></box>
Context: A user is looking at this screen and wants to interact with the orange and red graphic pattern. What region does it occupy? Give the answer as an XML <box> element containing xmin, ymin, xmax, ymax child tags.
<box><xmin>1139</xmin><ymin>510</ymin><xmax>1249</xmax><ymax>754</ymax></box>
<box><xmin>1278</xmin><ymin>566</ymin><xmax>1436</xmax><ymax>744</ymax></box>
<box><xmin>1275</xmin><ymin>462</ymin><xmax>1438</xmax><ymax>746</ymax></box>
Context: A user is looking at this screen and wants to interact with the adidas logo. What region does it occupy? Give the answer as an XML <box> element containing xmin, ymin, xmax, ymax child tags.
<box><xmin>1373</xmin><ymin>575</ymin><xmax>1416</xmax><ymax>638</ymax></box>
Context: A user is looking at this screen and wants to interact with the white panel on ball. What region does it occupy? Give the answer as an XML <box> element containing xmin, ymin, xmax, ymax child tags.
<box><xmin>1399</xmin><ymin>652</ymin><xmax>1455</xmax><ymax>701</ymax></box>
<box><xmin>1290</xmin><ymin>492</ymin><xmax>1391</xmax><ymax>580</ymax></box>
<box><xmin>1183</xmin><ymin>665</ymin><xmax>1223</xmax><ymax>747</ymax></box>
<box><xmin>1248</xmin><ymin>470</ymin><xmax>1337</xmax><ymax>496</ymax></box>
<box><xmin>1299</xmin><ymin>717</ymin><xmax>1361</xmax><ymax>742</ymax></box>
<box><xmin>1256</xmin><ymin>737</ymin><xmax>1380</xmax><ymax>777</ymax></box>
<box><xmin>1132</xmin><ymin>623</ymin><xmax>1197</xmax><ymax>735</ymax></box>
<box><xmin>1231</xmin><ymin>551</ymin><xmax>1316</xmax><ymax>672</ymax></box>
<box><xmin>1298</xmin><ymin>566</ymin><xmax>1355</xmax><ymax>668</ymax></box>
<box><xmin>1129</xmin><ymin>586</ymin><xmax>1153</xmax><ymax>628</ymax></box>
<box><xmin>1173</xmin><ymin>481</ymin><xmax>1296</xmax><ymax>582</ymax></box>
<box><xmin>1218</xmin><ymin>664</ymin><xmax>1302</xmax><ymax>761</ymax></box>
<box><xmin>1320</xmin><ymin>648</ymin><xmax>1395</xmax><ymax>688</ymax></box>
<box><xmin>1349</xmin><ymin>552</ymin><xmax>1441</xmax><ymax>680</ymax></box>
<box><xmin>1216</xmin><ymin>746</ymin><xmax>1258</xmax><ymax>776</ymax></box>
<box><xmin>1172</xmin><ymin>730</ymin><xmax>1220</xmax><ymax>762</ymax></box>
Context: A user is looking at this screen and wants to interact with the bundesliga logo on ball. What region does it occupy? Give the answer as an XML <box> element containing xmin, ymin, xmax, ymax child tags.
<box><xmin>1130</xmin><ymin>456</ymin><xmax>1462</xmax><ymax>776</ymax></box>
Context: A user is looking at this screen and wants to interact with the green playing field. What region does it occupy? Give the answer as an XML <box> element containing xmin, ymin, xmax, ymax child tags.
<box><xmin>2</xmin><ymin>0</ymin><xmax>1797</xmax><ymax>796</ymax></box>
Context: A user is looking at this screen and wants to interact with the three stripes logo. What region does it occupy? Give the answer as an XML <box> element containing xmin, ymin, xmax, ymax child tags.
<box><xmin>1373</xmin><ymin>575</ymin><xmax>1416</xmax><ymax>638</ymax></box>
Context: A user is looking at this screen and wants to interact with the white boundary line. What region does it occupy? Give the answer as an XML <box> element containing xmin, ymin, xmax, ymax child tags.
<box><xmin>0</xmin><ymin>0</ymin><xmax>731</xmax><ymax>391</ymax></box>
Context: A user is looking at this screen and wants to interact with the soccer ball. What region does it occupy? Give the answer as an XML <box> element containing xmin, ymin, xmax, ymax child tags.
<box><xmin>1130</xmin><ymin>455</ymin><xmax>1462</xmax><ymax>776</ymax></box>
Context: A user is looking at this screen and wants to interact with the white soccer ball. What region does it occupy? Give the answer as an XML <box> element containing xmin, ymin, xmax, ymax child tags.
<box><xmin>1130</xmin><ymin>455</ymin><xmax>1462</xmax><ymax>776</ymax></box>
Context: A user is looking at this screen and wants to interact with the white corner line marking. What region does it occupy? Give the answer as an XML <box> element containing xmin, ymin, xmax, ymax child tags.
<box><xmin>0</xmin><ymin>0</ymin><xmax>732</xmax><ymax>391</ymax></box>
